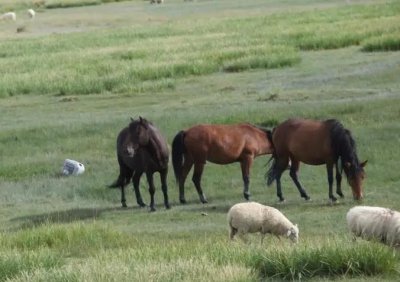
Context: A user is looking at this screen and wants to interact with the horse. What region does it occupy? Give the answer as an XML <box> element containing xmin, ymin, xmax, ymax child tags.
<box><xmin>267</xmin><ymin>118</ymin><xmax>367</xmax><ymax>202</ymax></box>
<box><xmin>172</xmin><ymin>123</ymin><xmax>273</xmax><ymax>204</ymax></box>
<box><xmin>109</xmin><ymin>117</ymin><xmax>170</xmax><ymax>211</ymax></box>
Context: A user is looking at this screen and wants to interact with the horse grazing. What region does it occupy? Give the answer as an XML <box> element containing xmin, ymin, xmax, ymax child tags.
<box><xmin>172</xmin><ymin>123</ymin><xmax>273</xmax><ymax>204</ymax></box>
<box><xmin>109</xmin><ymin>117</ymin><xmax>170</xmax><ymax>211</ymax></box>
<box><xmin>267</xmin><ymin>118</ymin><xmax>367</xmax><ymax>202</ymax></box>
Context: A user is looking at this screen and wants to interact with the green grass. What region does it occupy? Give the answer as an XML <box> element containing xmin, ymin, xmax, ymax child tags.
<box><xmin>0</xmin><ymin>0</ymin><xmax>400</xmax><ymax>281</ymax></box>
<box><xmin>251</xmin><ymin>241</ymin><xmax>398</xmax><ymax>280</ymax></box>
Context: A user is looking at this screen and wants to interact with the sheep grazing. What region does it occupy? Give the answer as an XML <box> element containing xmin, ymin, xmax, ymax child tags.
<box><xmin>227</xmin><ymin>202</ymin><xmax>299</xmax><ymax>244</ymax></box>
<box><xmin>27</xmin><ymin>9</ymin><xmax>36</xmax><ymax>19</ymax></box>
<box><xmin>150</xmin><ymin>0</ymin><xmax>164</xmax><ymax>4</ymax></box>
<box><xmin>0</xmin><ymin>12</ymin><xmax>16</xmax><ymax>21</ymax></box>
<box><xmin>347</xmin><ymin>206</ymin><xmax>400</xmax><ymax>247</ymax></box>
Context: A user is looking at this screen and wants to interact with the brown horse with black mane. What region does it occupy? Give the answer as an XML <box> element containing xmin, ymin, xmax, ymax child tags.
<box><xmin>172</xmin><ymin>123</ymin><xmax>273</xmax><ymax>204</ymax></box>
<box><xmin>267</xmin><ymin>118</ymin><xmax>367</xmax><ymax>202</ymax></box>
<box><xmin>109</xmin><ymin>117</ymin><xmax>170</xmax><ymax>211</ymax></box>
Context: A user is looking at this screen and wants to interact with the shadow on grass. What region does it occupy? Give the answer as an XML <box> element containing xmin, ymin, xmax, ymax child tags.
<box><xmin>9</xmin><ymin>206</ymin><xmax>140</xmax><ymax>230</ymax></box>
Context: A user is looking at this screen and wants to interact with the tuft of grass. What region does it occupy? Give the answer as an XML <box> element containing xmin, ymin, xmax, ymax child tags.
<box><xmin>250</xmin><ymin>241</ymin><xmax>399</xmax><ymax>280</ymax></box>
<box><xmin>361</xmin><ymin>34</ymin><xmax>400</xmax><ymax>52</ymax></box>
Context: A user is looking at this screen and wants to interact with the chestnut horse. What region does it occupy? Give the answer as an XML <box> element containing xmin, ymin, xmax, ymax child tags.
<box><xmin>109</xmin><ymin>117</ymin><xmax>170</xmax><ymax>211</ymax></box>
<box><xmin>172</xmin><ymin>123</ymin><xmax>273</xmax><ymax>204</ymax></box>
<box><xmin>267</xmin><ymin>118</ymin><xmax>367</xmax><ymax>202</ymax></box>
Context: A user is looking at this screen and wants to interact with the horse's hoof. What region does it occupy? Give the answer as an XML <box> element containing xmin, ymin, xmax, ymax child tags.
<box><xmin>304</xmin><ymin>196</ymin><xmax>311</xmax><ymax>201</ymax></box>
<box><xmin>165</xmin><ymin>204</ymin><xmax>171</xmax><ymax>209</ymax></box>
<box><xmin>138</xmin><ymin>203</ymin><xmax>146</xmax><ymax>208</ymax></box>
<box><xmin>244</xmin><ymin>193</ymin><xmax>251</xmax><ymax>201</ymax></box>
<box><xmin>122</xmin><ymin>203</ymin><xmax>127</xmax><ymax>208</ymax></box>
<box><xmin>278</xmin><ymin>199</ymin><xmax>286</xmax><ymax>203</ymax></box>
<box><xmin>201</xmin><ymin>199</ymin><xmax>208</xmax><ymax>204</ymax></box>
<box><xmin>149</xmin><ymin>208</ymin><xmax>156</xmax><ymax>212</ymax></box>
<box><xmin>180</xmin><ymin>199</ymin><xmax>187</xmax><ymax>204</ymax></box>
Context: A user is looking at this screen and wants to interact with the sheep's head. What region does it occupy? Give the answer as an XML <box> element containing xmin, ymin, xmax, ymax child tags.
<box><xmin>286</xmin><ymin>224</ymin><xmax>299</xmax><ymax>243</ymax></box>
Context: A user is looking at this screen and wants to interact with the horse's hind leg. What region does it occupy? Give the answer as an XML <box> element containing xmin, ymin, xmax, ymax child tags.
<box><xmin>146</xmin><ymin>172</ymin><xmax>156</xmax><ymax>212</ymax></box>
<box><xmin>289</xmin><ymin>160</ymin><xmax>310</xmax><ymax>201</ymax></box>
<box><xmin>179</xmin><ymin>158</ymin><xmax>193</xmax><ymax>204</ymax></box>
<box><xmin>132</xmin><ymin>171</ymin><xmax>146</xmax><ymax>208</ymax></box>
<box><xmin>192</xmin><ymin>162</ymin><xmax>208</xmax><ymax>204</ymax></box>
<box><xmin>160</xmin><ymin>169</ymin><xmax>170</xmax><ymax>209</ymax></box>
<box><xmin>335</xmin><ymin>162</ymin><xmax>344</xmax><ymax>198</ymax></box>
<box><xmin>240</xmin><ymin>157</ymin><xmax>253</xmax><ymax>201</ymax></box>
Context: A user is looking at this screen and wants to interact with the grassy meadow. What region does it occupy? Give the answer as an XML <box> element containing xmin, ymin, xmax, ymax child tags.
<box><xmin>1</xmin><ymin>0</ymin><xmax>400</xmax><ymax>280</ymax></box>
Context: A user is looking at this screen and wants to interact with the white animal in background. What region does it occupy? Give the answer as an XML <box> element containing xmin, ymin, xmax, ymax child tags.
<box><xmin>0</xmin><ymin>12</ymin><xmax>16</xmax><ymax>21</ymax></box>
<box><xmin>347</xmin><ymin>206</ymin><xmax>400</xmax><ymax>247</ymax></box>
<box><xmin>150</xmin><ymin>0</ymin><xmax>164</xmax><ymax>4</ymax></box>
<box><xmin>227</xmin><ymin>202</ymin><xmax>299</xmax><ymax>244</ymax></box>
<box><xmin>27</xmin><ymin>9</ymin><xmax>36</xmax><ymax>19</ymax></box>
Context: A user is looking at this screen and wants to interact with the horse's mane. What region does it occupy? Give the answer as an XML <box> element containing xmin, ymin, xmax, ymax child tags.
<box><xmin>327</xmin><ymin>119</ymin><xmax>361</xmax><ymax>177</ymax></box>
<box><xmin>253</xmin><ymin>124</ymin><xmax>273</xmax><ymax>143</ymax></box>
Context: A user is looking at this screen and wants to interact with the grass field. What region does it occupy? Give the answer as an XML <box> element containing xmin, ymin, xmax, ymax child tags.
<box><xmin>1</xmin><ymin>0</ymin><xmax>400</xmax><ymax>281</ymax></box>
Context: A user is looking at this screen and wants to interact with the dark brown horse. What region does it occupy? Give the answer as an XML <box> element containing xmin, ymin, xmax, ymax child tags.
<box><xmin>172</xmin><ymin>123</ymin><xmax>273</xmax><ymax>204</ymax></box>
<box><xmin>267</xmin><ymin>118</ymin><xmax>367</xmax><ymax>202</ymax></box>
<box><xmin>109</xmin><ymin>117</ymin><xmax>170</xmax><ymax>211</ymax></box>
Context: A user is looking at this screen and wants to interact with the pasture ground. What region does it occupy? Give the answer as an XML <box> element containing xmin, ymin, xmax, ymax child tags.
<box><xmin>0</xmin><ymin>0</ymin><xmax>400</xmax><ymax>281</ymax></box>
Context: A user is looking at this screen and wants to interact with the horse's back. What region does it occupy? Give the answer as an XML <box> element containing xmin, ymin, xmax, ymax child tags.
<box><xmin>184</xmin><ymin>123</ymin><xmax>270</xmax><ymax>163</ymax></box>
<box><xmin>273</xmin><ymin>118</ymin><xmax>333</xmax><ymax>164</ymax></box>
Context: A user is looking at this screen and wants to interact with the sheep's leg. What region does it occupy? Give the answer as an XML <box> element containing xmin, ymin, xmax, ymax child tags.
<box><xmin>335</xmin><ymin>162</ymin><xmax>344</xmax><ymax>198</ymax></box>
<box><xmin>289</xmin><ymin>160</ymin><xmax>310</xmax><ymax>200</ymax></box>
<box><xmin>240</xmin><ymin>156</ymin><xmax>253</xmax><ymax>201</ymax></box>
<box><xmin>192</xmin><ymin>162</ymin><xmax>208</xmax><ymax>204</ymax></box>
<box><xmin>260</xmin><ymin>233</ymin><xmax>266</xmax><ymax>245</ymax></box>
<box><xmin>229</xmin><ymin>226</ymin><xmax>238</xmax><ymax>240</ymax></box>
<box><xmin>327</xmin><ymin>163</ymin><xmax>337</xmax><ymax>202</ymax></box>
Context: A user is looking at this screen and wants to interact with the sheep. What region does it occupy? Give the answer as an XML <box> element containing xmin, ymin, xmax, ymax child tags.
<box><xmin>150</xmin><ymin>0</ymin><xmax>164</xmax><ymax>4</ymax></box>
<box><xmin>346</xmin><ymin>206</ymin><xmax>400</xmax><ymax>247</ymax></box>
<box><xmin>227</xmin><ymin>202</ymin><xmax>299</xmax><ymax>244</ymax></box>
<box><xmin>27</xmin><ymin>9</ymin><xmax>36</xmax><ymax>19</ymax></box>
<box><xmin>0</xmin><ymin>12</ymin><xmax>16</xmax><ymax>21</ymax></box>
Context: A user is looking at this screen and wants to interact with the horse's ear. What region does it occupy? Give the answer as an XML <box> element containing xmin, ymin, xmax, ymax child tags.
<box><xmin>130</xmin><ymin>117</ymin><xmax>134</xmax><ymax>122</ymax></box>
<box><xmin>139</xmin><ymin>116</ymin><xmax>149</xmax><ymax>127</ymax></box>
<box><xmin>360</xmin><ymin>160</ymin><xmax>368</xmax><ymax>167</ymax></box>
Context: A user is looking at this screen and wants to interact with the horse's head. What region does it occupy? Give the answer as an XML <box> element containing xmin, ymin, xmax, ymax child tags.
<box><xmin>125</xmin><ymin>117</ymin><xmax>151</xmax><ymax>157</ymax></box>
<box><xmin>345</xmin><ymin>160</ymin><xmax>367</xmax><ymax>200</ymax></box>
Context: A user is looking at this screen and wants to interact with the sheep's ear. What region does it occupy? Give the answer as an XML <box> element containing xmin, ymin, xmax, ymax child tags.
<box><xmin>286</xmin><ymin>230</ymin><xmax>291</xmax><ymax>237</ymax></box>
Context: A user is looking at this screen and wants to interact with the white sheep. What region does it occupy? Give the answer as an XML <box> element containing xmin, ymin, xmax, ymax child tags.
<box><xmin>27</xmin><ymin>9</ymin><xmax>36</xmax><ymax>19</ymax></box>
<box><xmin>0</xmin><ymin>12</ymin><xmax>16</xmax><ymax>21</ymax></box>
<box><xmin>227</xmin><ymin>202</ymin><xmax>299</xmax><ymax>244</ymax></box>
<box><xmin>346</xmin><ymin>206</ymin><xmax>400</xmax><ymax>247</ymax></box>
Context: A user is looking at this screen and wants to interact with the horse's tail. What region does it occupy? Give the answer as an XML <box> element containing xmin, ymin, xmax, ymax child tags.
<box><xmin>266</xmin><ymin>154</ymin><xmax>277</xmax><ymax>186</ymax></box>
<box><xmin>263</xmin><ymin>127</ymin><xmax>277</xmax><ymax>186</ymax></box>
<box><xmin>108</xmin><ymin>179</ymin><xmax>121</xmax><ymax>189</ymax></box>
<box><xmin>172</xmin><ymin>130</ymin><xmax>186</xmax><ymax>184</ymax></box>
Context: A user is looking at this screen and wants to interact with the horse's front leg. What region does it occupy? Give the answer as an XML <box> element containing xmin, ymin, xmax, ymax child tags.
<box><xmin>146</xmin><ymin>172</ymin><xmax>156</xmax><ymax>212</ymax></box>
<box><xmin>120</xmin><ymin>184</ymin><xmax>127</xmax><ymax>208</ymax></box>
<box><xmin>326</xmin><ymin>163</ymin><xmax>337</xmax><ymax>202</ymax></box>
<box><xmin>240</xmin><ymin>156</ymin><xmax>253</xmax><ymax>201</ymax></box>
<box><xmin>289</xmin><ymin>160</ymin><xmax>310</xmax><ymax>201</ymax></box>
<box><xmin>192</xmin><ymin>162</ymin><xmax>208</xmax><ymax>204</ymax></box>
<box><xmin>335</xmin><ymin>162</ymin><xmax>344</xmax><ymax>198</ymax></box>
<box><xmin>132</xmin><ymin>171</ymin><xmax>146</xmax><ymax>208</ymax></box>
